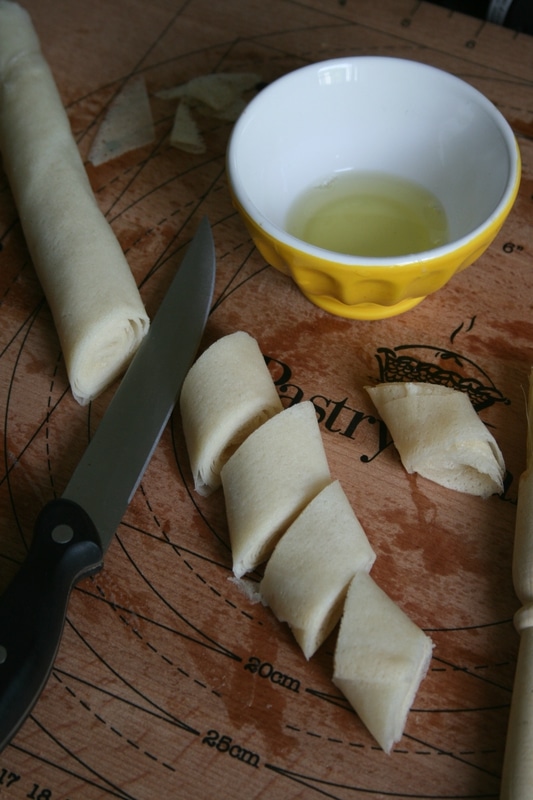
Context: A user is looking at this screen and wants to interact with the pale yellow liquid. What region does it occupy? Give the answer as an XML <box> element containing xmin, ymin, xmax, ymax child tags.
<box><xmin>285</xmin><ymin>171</ymin><xmax>449</xmax><ymax>257</ymax></box>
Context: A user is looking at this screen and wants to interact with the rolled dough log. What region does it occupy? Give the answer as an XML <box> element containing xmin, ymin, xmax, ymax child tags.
<box><xmin>366</xmin><ymin>382</ymin><xmax>505</xmax><ymax>497</ymax></box>
<box><xmin>180</xmin><ymin>331</ymin><xmax>283</xmax><ymax>496</ymax></box>
<box><xmin>221</xmin><ymin>400</ymin><xmax>331</xmax><ymax>578</ymax></box>
<box><xmin>260</xmin><ymin>479</ymin><xmax>376</xmax><ymax>659</ymax></box>
<box><xmin>333</xmin><ymin>571</ymin><xmax>433</xmax><ymax>754</ymax></box>
<box><xmin>0</xmin><ymin>1</ymin><xmax>149</xmax><ymax>404</ymax></box>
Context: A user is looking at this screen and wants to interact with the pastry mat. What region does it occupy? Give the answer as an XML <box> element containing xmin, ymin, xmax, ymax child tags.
<box><xmin>0</xmin><ymin>1</ymin><xmax>531</xmax><ymax>797</ymax></box>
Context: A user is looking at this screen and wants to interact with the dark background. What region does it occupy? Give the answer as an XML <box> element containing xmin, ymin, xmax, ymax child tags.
<box><xmin>428</xmin><ymin>0</ymin><xmax>533</xmax><ymax>34</ymax></box>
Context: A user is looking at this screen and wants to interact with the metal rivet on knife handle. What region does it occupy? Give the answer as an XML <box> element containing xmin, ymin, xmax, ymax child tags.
<box><xmin>51</xmin><ymin>524</ymin><xmax>75</xmax><ymax>544</ymax></box>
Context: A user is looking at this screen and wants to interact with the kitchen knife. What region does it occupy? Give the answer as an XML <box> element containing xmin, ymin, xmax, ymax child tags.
<box><xmin>0</xmin><ymin>216</ymin><xmax>216</xmax><ymax>752</ymax></box>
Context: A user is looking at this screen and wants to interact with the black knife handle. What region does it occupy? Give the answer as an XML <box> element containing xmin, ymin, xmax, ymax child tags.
<box><xmin>0</xmin><ymin>498</ymin><xmax>104</xmax><ymax>751</ymax></box>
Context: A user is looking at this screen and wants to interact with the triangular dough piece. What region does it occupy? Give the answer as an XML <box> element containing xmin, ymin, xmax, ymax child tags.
<box><xmin>169</xmin><ymin>101</ymin><xmax>205</xmax><ymax>153</ymax></box>
<box><xmin>180</xmin><ymin>331</ymin><xmax>283</xmax><ymax>496</ymax></box>
<box><xmin>260</xmin><ymin>480</ymin><xmax>376</xmax><ymax>659</ymax></box>
<box><xmin>221</xmin><ymin>401</ymin><xmax>331</xmax><ymax>578</ymax></box>
<box><xmin>88</xmin><ymin>75</ymin><xmax>155</xmax><ymax>166</ymax></box>
<box><xmin>333</xmin><ymin>572</ymin><xmax>433</xmax><ymax>754</ymax></box>
<box><xmin>366</xmin><ymin>382</ymin><xmax>505</xmax><ymax>497</ymax></box>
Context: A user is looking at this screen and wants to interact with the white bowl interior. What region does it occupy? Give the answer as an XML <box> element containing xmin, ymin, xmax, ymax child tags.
<box><xmin>228</xmin><ymin>57</ymin><xmax>515</xmax><ymax>246</ymax></box>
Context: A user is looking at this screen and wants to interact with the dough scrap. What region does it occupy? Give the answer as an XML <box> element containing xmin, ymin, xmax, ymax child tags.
<box><xmin>169</xmin><ymin>100</ymin><xmax>205</xmax><ymax>153</ymax></box>
<box><xmin>157</xmin><ymin>72</ymin><xmax>261</xmax><ymax>151</ymax></box>
<box><xmin>366</xmin><ymin>382</ymin><xmax>505</xmax><ymax>497</ymax></box>
<box><xmin>88</xmin><ymin>74</ymin><xmax>155</xmax><ymax>166</ymax></box>
<box><xmin>221</xmin><ymin>400</ymin><xmax>331</xmax><ymax>578</ymax></box>
<box><xmin>180</xmin><ymin>331</ymin><xmax>283</xmax><ymax>496</ymax></box>
<box><xmin>157</xmin><ymin>72</ymin><xmax>260</xmax><ymax>114</ymax></box>
<box><xmin>333</xmin><ymin>571</ymin><xmax>433</xmax><ymax>754</ymax></box>
<box><xmin>0</xmin><ymin>1</ymin><xmax>149</xmax><ymax>404</ymax></box>
<box><xmin>260</xmin><ymin>480</ymin><xmax>376</xmax><ymax>659</ymax></box>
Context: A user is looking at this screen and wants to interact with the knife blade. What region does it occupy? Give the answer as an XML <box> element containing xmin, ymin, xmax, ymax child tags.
<box><xmin>0</xmin><ymin>216</ymin><xmax>216</xmax><ymax>751</ymax></box>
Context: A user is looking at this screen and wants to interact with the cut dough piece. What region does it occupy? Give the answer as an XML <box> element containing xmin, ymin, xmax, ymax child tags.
<box><xmin>0</xmin><ymin>1</ymin><xmax>149</xmax><ymax>404</ymax></box>
<box><xmin>366</xmin><ymin>382</ymin><xmax>505</xmax><ymax>497</ymax></box>
<box><xmin>260</xmin><ymin>480</ymin><xmax>376</xmax><ymax>659</ymax></box>
<box><xmin>88</xmin><ymin>74</ymin><xmax>155</xmax><ymax>166</ymax></box>
<box><xmin>333</xmin><ymin>572</ymin><xmax>433</xmax><ymax>754</ymax></box>
<box><xmin>221</xmin><ymin>401</ymin><xmax>331</xmax><ymax>578</ymax></box>
<box><xmin>180</xmin><ymin>331</ymin><xmax>283</xmax><ymax>496</ymax></box>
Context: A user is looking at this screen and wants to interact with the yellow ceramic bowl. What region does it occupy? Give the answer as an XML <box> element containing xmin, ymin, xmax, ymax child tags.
<box><xmin>227</xmin><ymin>57</ymin><xmax>521</xmax><ymax>320</ymax></box>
